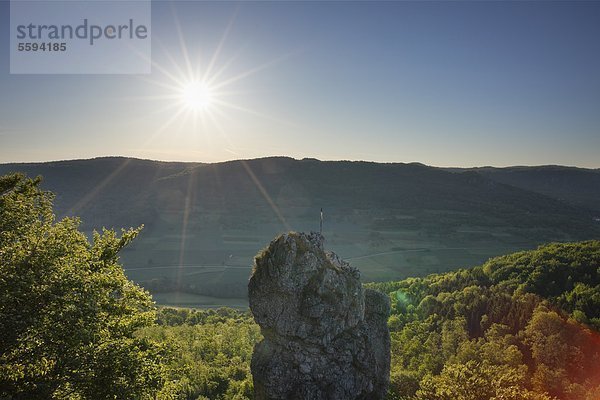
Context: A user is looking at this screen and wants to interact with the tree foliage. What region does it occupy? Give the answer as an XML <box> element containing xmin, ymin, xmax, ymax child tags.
<box><xmin>139</xmin><ymin>308</ymin><xmax>261</xmax><ymax>400</ymax></box>
<box><xmin>0</xmin><ymin>174</ymin><xmax>165</xmax><ymax>399</ymax></box>
<box><xmin>368</xmin><ymin>240</ymin><xmax>600</xmax><ymax>400</ymax></box>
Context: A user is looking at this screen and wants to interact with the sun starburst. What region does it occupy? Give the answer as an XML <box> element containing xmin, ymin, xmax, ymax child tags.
<box><xmin>179</xmin><ymin>80</ymin><xmax>214</xmax><ymax>112</ymax></box>
<box><xmin>117</xmin><ymin>1</ymin><xmax>306</xmax><ymax>157</ymax></box>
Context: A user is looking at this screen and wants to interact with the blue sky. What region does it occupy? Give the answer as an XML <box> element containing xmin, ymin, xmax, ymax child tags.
<box><xmin>1</xmin><ymin>1</ymin><xmax>599</xmax><ymax>167</ymax></box>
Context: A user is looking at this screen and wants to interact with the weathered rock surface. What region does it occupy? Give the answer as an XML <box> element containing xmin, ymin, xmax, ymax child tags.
<box><xmin>249</xmin><ymin>232</ymin><xmax>391</xmax><ymax>400</ymax></box>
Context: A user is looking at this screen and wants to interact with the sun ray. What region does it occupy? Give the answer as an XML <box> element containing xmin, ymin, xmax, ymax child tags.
<box><xmin>210</xmin><ymin>49</ymin><xmax>303</xmax><ymax>89</ymax></box>
<box><xmin>65</xmin><ymin>158</ymin><xmax>132</xmax><ymax>217</ymax></box>
<box><xmin>170</xmin><ymin>3</ymin><xmax>195</xmax><ymax>80</ymax></box>
<box><xmin>203</xmin><ymin>5</ymin><xmax>239</xmax><ymax>83</ymax></box>
<box><xmin>212</xmin><ymin>98</ymin><xmax>298</xmax><ymax>127</ymax></box>
<box><xmin>173</xmin><ymin>166</ymin><xmax>198</xmax><ymax>306</ymax></box>
<box><xmin>239</xmin><ymin>160</ymin><xmax>291</xmax><ymax>231</ymax></box>
<box><xmin>153</xmin><ymin>105</ymin><xmax>189</xmax><ymax>137</ymax></box>
<box><xmin>204</xmin><ymin>51</ymin><xmax>239</xmax><ymax>86</ymax></box>
<box><xmin>155</xmin><ymin>36</ymin><xmax>189</xmax><ymax>85</ymax></box>
<box><xmin>131</xmin><ymin>45</ymin><xmax>187</xmax><ymax>89</ymax></box>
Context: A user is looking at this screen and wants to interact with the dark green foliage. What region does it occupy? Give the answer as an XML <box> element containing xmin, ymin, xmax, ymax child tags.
<box><xmin>140</xmin><ymin>308</ymin><xmax>261</xmax><ymax>400</ymax></box>
<box><xmin>0</xmin><ymin>173</ymin><xmax>165</xmax><ymax>399</ymax></box>
<box><xmin>468</xmin><ymin>165</ymin><xmax>600</xmax><ymax>213</ymax></box>
<box><xmin>156</xmin><ymin>307</ymin><xmax>255</xmax><ymax>327</ymax></box>
<box><xmin>369</xmin><ymin>241</ymin><xmax>600</xmax><ymax>400</ymax></box>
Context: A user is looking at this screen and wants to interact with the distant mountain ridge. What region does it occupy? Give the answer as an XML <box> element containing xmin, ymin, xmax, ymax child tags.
<box><xmin>1</xmin><ymin>156</ymin><xmax>597</xmax><ymax>226</ymax></box>
<box><xmin>1</xmin><ymin>157</ymin><xmax>598</xmax><ymax>306</ymax></box>
<box><xmin>449</xmin><ymin>165</ymin><xmax>600</xmax><ymax>213</ymax></box>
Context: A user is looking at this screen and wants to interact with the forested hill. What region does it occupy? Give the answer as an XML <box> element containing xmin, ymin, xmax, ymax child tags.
<box><xmin>368</xmin><ymin>240</ymin><xmax>600</xmax><ymax>399</ymax></box>
<box><xmin>1</xmin><ymin>158</ymin><xmax>597</xmax><ymax>235</ymax></box>
<box><xmin>452</xmin><ymin>165</ymin><xmax>600</xmax><ymax>214</ymax></box>
<box><xmin>1</xmin><ymin>157</ymin><xmax>599</xmax><ymax>306</ymax></box>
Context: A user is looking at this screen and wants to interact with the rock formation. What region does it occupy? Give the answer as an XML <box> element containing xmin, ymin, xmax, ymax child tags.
<box><xmin>249</xmin><ymin>232</ymin><xmax>391</xmax><ymax>400</ymax></box>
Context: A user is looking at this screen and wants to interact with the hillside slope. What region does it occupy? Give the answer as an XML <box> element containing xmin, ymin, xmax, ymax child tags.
<box><xmin>1</xmin><ymin>157</ymin><xmax>598</xmax><ymax>305</ymax></box>
<box><xmin>368</xmin><ymin>240</ymin><xmax>600</xmax><ymax>400</ymax></box>
<box><xmin>457</xmin><ymin>165</ymin><xmax>600</xmax><ymax>214</ymax></box>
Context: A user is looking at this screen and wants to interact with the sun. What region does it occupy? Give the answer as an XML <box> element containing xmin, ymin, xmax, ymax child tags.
<box><xmin>134</xmin><ymin>10</ymin><xmax>297</xmax><ymax>141</ymax></box>
<box><xmin>180</xmin><ymin>81</ymin><xmax>214</xmax><ymax>111</ymax></box>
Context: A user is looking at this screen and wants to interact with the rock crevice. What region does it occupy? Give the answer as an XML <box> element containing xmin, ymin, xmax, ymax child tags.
<box><xmin>249</xmin><ymin>232</ymin><xmax>390</xmax><ymax>400</ymax></box>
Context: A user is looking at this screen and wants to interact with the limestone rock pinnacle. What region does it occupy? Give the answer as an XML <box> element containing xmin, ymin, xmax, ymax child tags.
<box><xmin>249</xmin><ymin>232</ymin><xmax>391</xmax><ymax>400</ymax></box>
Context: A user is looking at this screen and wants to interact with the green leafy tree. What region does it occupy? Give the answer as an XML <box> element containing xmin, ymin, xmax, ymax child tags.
<box><xmin>374</xmin><ymin>240</ymin><xmax>600</xmax><ymax>399</ymax></box>
<box><xmin>141</xmin><ymin>310</ymin><xmax>262</xmax><ymax>400</ymax></box>
<box><xmin>0</xmin><ymin>174</ymin><xmax>166</xmax><ymax>399</ymax></box>
<box><xmin>416</xmin><ymin>361</ymin><xmax>554</xmax><ymax>400</ymax></box>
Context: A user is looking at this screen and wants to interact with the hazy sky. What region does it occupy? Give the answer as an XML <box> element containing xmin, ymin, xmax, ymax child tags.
<box><xmin>1</xmin><ymin>1</ymin><xmax>599</xmax><ymax>167</ymax></box>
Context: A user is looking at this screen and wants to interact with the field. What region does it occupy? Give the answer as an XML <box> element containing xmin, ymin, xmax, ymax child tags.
<box><xmin>119</xmin><ymin>212</ymin><xmax>533</xmax><ymax>308</ymax></box>
<box><xmin>150</xmin><ymin>292</ymin><xmax>248</xmax><ymax>309</ymax></box>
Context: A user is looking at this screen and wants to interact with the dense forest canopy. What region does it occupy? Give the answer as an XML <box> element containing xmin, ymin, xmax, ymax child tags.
<box><xmin>368</xmin><ymin>240</ymin><xmax>600</xmax><ymax>400</ymax></box>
